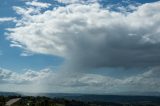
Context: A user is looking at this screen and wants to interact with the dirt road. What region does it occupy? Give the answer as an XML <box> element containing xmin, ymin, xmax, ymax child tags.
<box><xmin>5</xmin><ymin>98</ymin><xmax>21</xmax><ymax>106</ymax></box>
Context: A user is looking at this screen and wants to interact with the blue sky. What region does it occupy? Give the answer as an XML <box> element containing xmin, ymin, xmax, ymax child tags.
<box><xmin>0</xmin><ymin>0</ymin><xmax>64</xmax><ymax>71</ymax></box>
<box><xmin>0</xmin><ymin>0</ymin><xmax>160</xmax><ymax>93</ymax></box>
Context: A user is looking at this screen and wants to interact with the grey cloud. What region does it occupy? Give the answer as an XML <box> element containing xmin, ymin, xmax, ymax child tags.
<box><xmin>40</xmin><ymin>67</ymin><xmax>160</xmax><ymax>93</ymax></box>
<box><xmin>121</xmin><ymin>67</ymin><xmax>160</xmax><ymax>92</ymax></box>
<box><xmin>1</xmin><ymin>67</ymin><xmax>160</xmax><ymax>93</ymax></box>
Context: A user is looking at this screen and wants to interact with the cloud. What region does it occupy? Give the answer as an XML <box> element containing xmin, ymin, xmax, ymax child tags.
<box><xmin>0</xmin><ymin>68</ymin><xmax>50</xmax><ymax>84</ymax></box>
<box><xmin>0</xmin><ymin>68</ymin><xmax>52</xmax><ymax>92</ymax></box>
<box><xmin>121</xmin><ymin>67</ymin><xmax>160</xmax><ymax>92</ymax></box>
<box><xmin>1</xmin><ymin>67</ymin><xmax>160</xmax><ymax>93</ymax></box>
<box><xmin>57</xmin><ymin>0</ymin><xmax>97</xmax><ymax>4</ymax></box>
<box><xmin>6</xmin><ymin>1</ymin><xmax>160</xmax><ymax>69</ymax></box>
<box><xmin>44</xmin><ymin>67</ymin><xmax>160</xmax><ymax>93</ymax></box>
<box><xmin>25</xmin><ymin>1</ymin><xmax>51</xmax><ymax>8</ymax></box>
<box><xmin>0</xmin><ymin>17</ymin><xmax>16</xmax><ymax>23</ymax></box>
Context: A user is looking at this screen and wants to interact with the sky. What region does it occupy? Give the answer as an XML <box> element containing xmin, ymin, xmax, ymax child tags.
<box><xmin>0</xmin><ymin>0</ymin><xmax>160</xmax><ymax>94</ymax></box>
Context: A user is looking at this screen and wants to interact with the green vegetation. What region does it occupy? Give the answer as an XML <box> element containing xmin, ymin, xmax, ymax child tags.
<box><xmin>0</xmin><ymin>95</ymin><xmax>160</xmax><ymax>106</ymax></box>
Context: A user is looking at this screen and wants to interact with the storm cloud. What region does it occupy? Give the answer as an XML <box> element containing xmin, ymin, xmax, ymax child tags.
<box><xmin>7</xmin><ymin>1</ymin><xmax>160</xmax><ymax>69</ymax></box>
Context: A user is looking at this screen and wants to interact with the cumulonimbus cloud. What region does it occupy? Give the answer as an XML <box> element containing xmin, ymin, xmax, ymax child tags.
<box><xmin>7</xmin><ymin>1</ymin><xmax>160</xmax><ymax>68</ymax></box>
